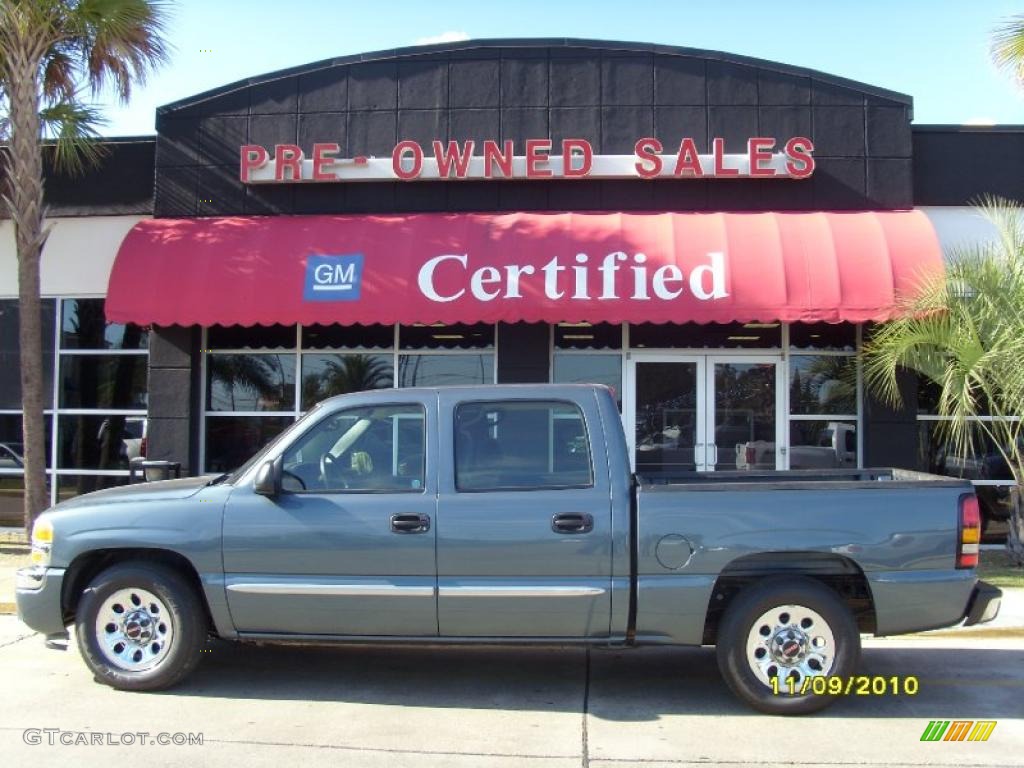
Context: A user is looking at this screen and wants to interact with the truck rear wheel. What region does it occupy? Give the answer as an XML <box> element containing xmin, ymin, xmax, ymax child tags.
<box><xmin>715</xmin><ymin>577</ymin><xmax>860</xmax><ymax>715</ymax></box>
<box><xmin>75</xmin><ymin>562</ymin><xmax>205</xmax><ymax>691</ymax></box>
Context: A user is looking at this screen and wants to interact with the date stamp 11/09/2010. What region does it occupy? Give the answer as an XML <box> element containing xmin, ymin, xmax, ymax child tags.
<box><xmin>770</xmin><ymin>675</ymin><xmax>920</xmax><ymax>696</ymax></box>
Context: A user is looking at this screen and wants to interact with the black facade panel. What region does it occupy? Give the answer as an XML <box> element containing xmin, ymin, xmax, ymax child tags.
<box><xmin>147</xmin><ymin>416</ymin><xmax>192</xmax><ymax>472</ymax></box>
<box><xmin>601</xmin><ymin>179</ymin><xmax>655</xmax><ymax>210</ymax></box>
<box><xmin>913</xmin><ymin>128</ymin><xmax>1024</xmax><ymax>205</ymax></box>
<box><xmin>199</xmin><ymin>116</ymin><xmax>248</xmax><ymax>166</ymax></box>
<box><xmin>250</xmin><ymin>76</ymin><xmax>298</xmax><ymax>114</ymax></box>
<box><xmin>549</xmin><ymin>107</ymin><xmax>601</xmax><ymax>149</ymax></box>
<box><xmin>348</xmin><ymin>110</ymin><xmax>398</xmax><ymax>156</ymax></box>
<box><xmin>707</xmin><ymin>61</ymin><xmax>758</xmax><ymax>105</ymax></box>
<box><xmin>148</xmin><ymin>367</ymin><xmax>192</xmax><ymax>419</ymax></box>
<box><xmin>298</xmin><ymin>66</ymin><xmax>348</xmax><ymax>112</ymax></box>
<box><xmin>650</xmin><ymin>182</ymin><xmax>708</xmax><ymax>211</ymax></box>
<box><xmin>501</xmin><ymin>58</ymin><xmax>548</xmax><ymax>108</ymax></box>
<box><xmin>197</xmin><ymin>165</ymin><xmax>245</xmax><ymax>215</ymax></box>
<box><xmin>867</xmin><ymin>158</ymin><xmax>913</xmax><ymax>209</ymax></box>
<box><xmin>550</xmin><ymin>57</ymin><xmax>600</xmax><ymax>107</ymax></box>
<box><xmin>395</xmin><ymin>181</ymin><xmax>445</xmax><ymax>211</ymax></box>
<box><xmin>298</xmin><ymin>113</ymin><xmax>346</xmax><ymax>154</ymax></box>
<box><xmin>398</xmin><ymin>109</ymin><xmax>449</xmax><ymax>147</ymax></box>
<box><xmin>708</xmin><ymin>106</ymin><xmax>758</xmax><ymax>152</ymax></box>
<box><xmin>148</xmin><ymin>326</ymin><xmax>193</xmax><ymax>368</ymax></box>
<box><xmin>448</xmin><ymin>109</ymin><xmax>501</xmax><ymax>152</ymax></box>
<box><xmin>349</xmin><ymin>61</ymin><xmax>399</xmax><ymax>110</ymax></box>
<box><xmin>446</xmin><ymin>181</ymin><xmax>501</xmax><ymax>211</ymax></box>
<box><xmin>758</xmin><ymin>107</ymin><xmax>812</xmax><ymax>143</ymax></box>
<box><xmin>655</xmin><ymin>56</ymin><xmax>706</xmax><ymax>105</ymax></box>
<box><xmin>812</xmin><ymin>106</ymin><xmax>866</xmax><ymax>157</ymax></box>
<box><xmin>707</xmin><ymin>180</ymin><xmax>763</xmax><ymax>211</ymax></box>
<box><xmin>811</xmin><ymin>80</ymin><xmax>865</xmax><ymax>107</ymax></box>
<box><xmin>602</xmin><ymin>106</ymin><xmax>654</xmax><ymax>154</ymax></box>
<box><xmin>497</xmin><ymin>181</ymin><xmax>549</xmax><ymax>210</ymax></box>
<box><xmin>655</xmin><ymin>106</ymin><xmax>709</xmax><ymax>151</ymax></box>
<box><xmin>398</xmin><ymin>60</ymin><xmax>449</xmax><ymax>109</ymax></box>
<box><xmin>35</xmin><ymin>140</ymin><xmax>156</xmax><ymax>216</ymax></box>
<box><xmin>449</xmin><ymin>59</ymin><xmax>500</xmax><ymax>108</ymax></box>
<box><xmin>755</xmin><ymin>178</ymin><xmax>815</xmax><ymax>210</ymax></box>
<box><xmin>245</xmin><ymin>183</ymin><xmax>295</xmax><ymax>215</ymax></box>
<box><xmin>601</xmin><ymin>55</ymin><xmax>654</xmax><ymax>105</ymax></box>
<box><xmin>863</xmin><ymin>368</ymin><xmax>920</xmax><ymax>470</ymax></box>
<box><xmin>548</xmin><ymin>179</ymin><xmax>602</xmax><ymax>210</ymax></box>
<box><xmin>155</xmin><ymin>118</ymin><xmax>200</xmax><ymax>167</ymax></box>
<box><xmin>154</xmin><ymin>164</ymin><xmax>197</xmax><ymax>217</ymax></box>
<box><xmin>248</xmin><ymin>113</ymin><xmax>298</xmax><ymax>149</ymax></box>
<box><xmin>496</xmin><ymin>323</ymin><xmax>550</xmax><ymax>383</ymax></box>
<box><xmin>343</xmin><ymin>182</ymin><xmax>397</xmax><ymax>213</ymax></box>
<box><xmin>758</xmin><ymin>69</ymin><xmax>810</xmax><ymax>106</ymax></box>
<box><xmin>812</xmin><ymin>158</ymin><xmax>867</xmax><ymax>209</ymax></box>
<box><xmin>292</xmin><ymin>183</ymin><xmax>346</xmax><ymax>214</ymax></box>
<box><xmin>867</xmin><ymin>106</ymin><xmax>912</xmax><ymax>157</ymax></box>
<box><xmin>501</xmin><ymin>108</ymin><xmax>549</xmax><ymax>144</ymax></box>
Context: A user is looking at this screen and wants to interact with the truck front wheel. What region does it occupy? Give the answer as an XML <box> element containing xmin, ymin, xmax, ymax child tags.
<box><xmin>75</xmin><ymin>562</ymin><xmax>205</xmax><ymax>691</ymax></box>
<box><xmin>715</xmin><ymin>577</ymin><xmax>860</xmax><ymax>715</ymax></box>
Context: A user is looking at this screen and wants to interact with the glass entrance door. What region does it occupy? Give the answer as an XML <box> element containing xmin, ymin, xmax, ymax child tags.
<box><xmin>626</xmin><ymin>355</ymin><xmax>782</xmax><ymax>473</ymax></box>
<box><xmin>708</xmin><ymin>357</ymin><xmax>780</xmax><ymax>471</ymax></box>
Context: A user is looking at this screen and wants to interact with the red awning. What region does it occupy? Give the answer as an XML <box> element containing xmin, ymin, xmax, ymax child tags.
<box><xmin>105</xmin><ymin>210</ymin><xmax>943</xmax><ymax>327</ymax></box>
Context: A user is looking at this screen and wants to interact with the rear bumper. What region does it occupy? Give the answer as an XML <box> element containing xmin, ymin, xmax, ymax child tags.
<box><xmin>15</xmin><ymin>566</ymin><xmax>68</xmax><ymax>639</ymax></box>
<box><xmin>963</xmin><ymin>580</ymin><xmax>1002</xmax><ymax>626</ymax></box>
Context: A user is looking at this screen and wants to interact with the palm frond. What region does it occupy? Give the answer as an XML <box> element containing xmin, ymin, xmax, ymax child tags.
<box><xmin>39</xmin><ymin>99</ymin><xmax>106</xmax><ymax>174</ymax></box>
<box><xmin>992</xmin><ymin>14</ymin><xmax>1024</xmax><ymax>83</ymax></box>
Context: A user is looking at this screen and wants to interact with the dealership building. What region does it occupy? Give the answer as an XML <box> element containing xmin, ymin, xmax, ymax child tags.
<box><xmin>1</xmin><ymin>39</ymin><xmax>1022</xmax><ymax>521</ymax></box>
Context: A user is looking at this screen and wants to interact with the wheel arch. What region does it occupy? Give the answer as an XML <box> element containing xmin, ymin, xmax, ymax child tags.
<box><xmin>702</xmin><ymin>551</ymin><xmax>876</xmax><ymax>645</ymax></box>
<box><xmin>61</xmin><ymin>548</ymin><xmax>215</xmax><ymax>633</ymax></box>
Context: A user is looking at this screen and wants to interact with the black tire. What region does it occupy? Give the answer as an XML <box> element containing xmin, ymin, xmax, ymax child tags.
<box><xmin>75</xmin><ymin>562</ymin><xmax>206</xmax><ymax>691</ymax></box>
<box><xmin>715</xmin><ymin>576</ymin><xmax>860</xmax><ymax>715</ymax></box>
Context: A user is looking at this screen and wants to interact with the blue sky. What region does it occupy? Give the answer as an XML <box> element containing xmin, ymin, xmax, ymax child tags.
<box><xmin>95</xmin><ymin>0</ymin><xmax>1024</xmax><ymax>135</ymax></box>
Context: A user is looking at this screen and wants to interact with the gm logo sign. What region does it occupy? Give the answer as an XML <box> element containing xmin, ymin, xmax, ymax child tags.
<box><xmin>304</xmin><ymin>254</ymin><xmax>363</xmax><ymax>301</ymax></box>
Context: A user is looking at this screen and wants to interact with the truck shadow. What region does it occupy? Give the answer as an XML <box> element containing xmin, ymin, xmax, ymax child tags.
<box><xmin>164</xmin><ymin>640</ymin><xmax>1023</xmax><ymax>720</ymax></box>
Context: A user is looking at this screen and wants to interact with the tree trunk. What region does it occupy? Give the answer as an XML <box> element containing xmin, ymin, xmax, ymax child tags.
<box><xmin>1007</xmin><ymin>486</ymin><xmax>1024</xmax><ymax>566</ymax></box>
<box><xmin>4</xmin><ymin>46</ymin><xmax>51</xmax><ymax>533</ymax></box>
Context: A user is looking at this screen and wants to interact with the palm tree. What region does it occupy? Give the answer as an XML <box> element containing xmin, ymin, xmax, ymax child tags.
<box><xmin>0</xmin><ymin>0</ymin><xmax>169</xmax><ymax>531</ymax></box>
<box><xmin>863</xmin><ymin>199</ymin><xmax>1024</xmax><ymax>564</ymax></box>
<box><xmin>992</xmin><ymin>14</ymin><xmax>1024</xmax><ymax>85</ymax></box>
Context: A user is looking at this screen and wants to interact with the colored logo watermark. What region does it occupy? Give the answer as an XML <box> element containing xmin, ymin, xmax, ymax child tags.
<box><xmin>920</xmin><ymin>720</ymin><xmax>997</xmax><ymax>742</ymax></box>
<box><xmin>304</xmin><ymin>254</ymin><xmax>363</xmax><ymax>301</ymax></box>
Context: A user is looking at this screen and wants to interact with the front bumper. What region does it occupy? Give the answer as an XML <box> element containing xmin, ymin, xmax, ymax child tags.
<box><xmin>15</xmin><ymin>566</ymin><xmax>68</xmax><ymax>638</ymax></box>
<box><xmin>963</xmin><ymin>580</ymin><xmax>1002</xmax><ymax>626</ymax></box>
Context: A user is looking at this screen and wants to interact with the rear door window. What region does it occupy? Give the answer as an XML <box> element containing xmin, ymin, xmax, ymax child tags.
<box><xmin>454</xmin><ymin>400</ymin><xmax>592</xmax><ymax>491</ymax></box>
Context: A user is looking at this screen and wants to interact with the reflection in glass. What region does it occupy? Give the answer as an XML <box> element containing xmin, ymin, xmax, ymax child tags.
<box><xmin>398</xmin><ymin>354</ymin><xmax>494</xmax><ymax>387</ymax></box>
<box><xmin>0</xmin><ymin>298</ymin><xmax>55</xmax><ymax>408</ymax></box>
<box><xmin>0</xmin><ymin>414</ymin><xmax>52</xmax><ymax>469</ymax></box>
<box><xmin>630</xmin><ymin>322</ymin><xmax>781</xmax><ymax>349</ymax></box>
<box><xmin>205</xmin><ymin>416</ymin><xmax>294</xmax><ymax>473</ymax></box>
<box><xmin>61</xmin><ymin>299</ymin><xmax>148</xmax><ymax>350</ymax></box>
<box><xmin>789</xmin><ymin>420</ymin><xmax>857</xmax><ymax>469</ymax></box>
<box><xmin>634</xmin><ymin>362</ymin><xmax>698</xmax><ymax>475</ymax></box>
<box><xmin>789</xmin><ymin>322</ymin><xmax>856</xmax><ymax>351</ymax></box>
<box><xmin>0</xmin><ymin>474</ymin><xmax>26</xmax><ymax>525</ymax></box>
<box><xmin>918</xmin><ymin>421</ymin><xmax>1016</xmax><ymax>482</ymax></box>
<box><xmin>789</xmin><ymin>356</ymin><xmax>857</xmax><ymax>415</ymax></box>
<box><xmin>552</xmin><ymin>354</ymin><xmax>622</xmax><ymax>408</ymax></box>
<box><xmin>554</xmin><ymin>323</ymin><xmax>622</xmax><ymax>350</ymax></box>
<box><xmin>207</xmin><ymin>354</ymin><xmax>295</xmax><ymax>411</ymax></box>
<box><xmin>60</xmin><ymin>354</ymin><xmax>148</xmax><ymax>409</ymax></box>
<box><xmin>302</xmin><ymin>324</ymin><xmax>394</xmax><ymax>350</ymax></box>
<box><xmin>56</xmin><ymin>473</ymin><xmax>128</xmax><ymax>502</ymax></box>
<box><xmin>716</xmin><ymin>363</ymin><xmax>777</xmax><ymax>471</ymax></box>
<box><xmin>301</xmin><ymin>353</ymin><xmax>394</xmax><ymax>409</ymax></box>
<box><xmin>207</xmin><ymin>324</ymin><xmax>296</xmax><ymax>350</ymax></box>
<box><xmin>58</xmin><ymin>414</ymin><xmax>143</xmax><ymax>470</ymax></box>
<box><xmin>399</xmin><ymin>323</ymin><xmax>494</xmax><ymax>350</ymax></box>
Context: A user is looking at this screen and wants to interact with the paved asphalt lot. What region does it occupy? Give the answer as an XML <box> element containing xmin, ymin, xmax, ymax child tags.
<box><xmin>0</xmin><ymin>616</ymin><xmax>1020</xmax><ymax>768</ymax></box>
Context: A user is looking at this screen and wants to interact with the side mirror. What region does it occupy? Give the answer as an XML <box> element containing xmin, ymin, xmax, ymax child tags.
<box><xmin>253</xmin><ymin>457</ymin><xmax>281</xmax><ymax>497</ymax></box>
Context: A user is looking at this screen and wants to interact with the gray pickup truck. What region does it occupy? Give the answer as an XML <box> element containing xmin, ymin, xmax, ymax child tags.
<box><xmin>16</xmin><ymin>384</ymin><xmax>1001</xmax><ymax>714</ymax></box>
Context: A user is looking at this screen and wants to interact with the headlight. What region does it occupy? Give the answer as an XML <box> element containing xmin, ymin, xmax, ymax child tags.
<box><xmin>30</xmin><ymin>518</ymin><xmax>53</xmax><ymax>567</ymax></box>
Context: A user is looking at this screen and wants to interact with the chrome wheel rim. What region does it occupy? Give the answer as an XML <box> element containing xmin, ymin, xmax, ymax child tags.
<box><xmin>745</xmin><ymin>603</ymin><xmax>835</xmax><ymax>689</ymax></box>
<box><xmin>94</xmin><ymin>588</ymin><xmax>174</xmax><ymax>672</ymax></box>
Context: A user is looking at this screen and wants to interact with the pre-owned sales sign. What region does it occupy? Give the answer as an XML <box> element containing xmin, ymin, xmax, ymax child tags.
<box><xmin>240</xmin><ymin>136</ymin><xmax>815</xmax><ymax>183</ymax></box>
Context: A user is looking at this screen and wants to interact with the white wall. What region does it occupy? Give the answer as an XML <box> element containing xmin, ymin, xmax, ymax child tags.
<box><xmin>0</xmin><ymin>215</ymin><xmax>146</xmax><ymax>299</ymax></box>
<box><xmin>920</xmin><ymin>206</ymin><xmax>1002</xmax><ymax>256</ymax></box>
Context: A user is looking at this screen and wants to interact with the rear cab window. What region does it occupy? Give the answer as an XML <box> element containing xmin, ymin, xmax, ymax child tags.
<box><xmin>454</xmin><ymin>400</ymin><xmax>593</xmax><ymax>491</ymax></box>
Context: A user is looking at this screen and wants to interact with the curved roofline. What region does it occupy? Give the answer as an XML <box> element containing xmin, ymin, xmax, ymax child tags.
<box><xmin>158</xmin><ymin>37</ymin><xmax>912</xmax><ymax>116</ymax></box>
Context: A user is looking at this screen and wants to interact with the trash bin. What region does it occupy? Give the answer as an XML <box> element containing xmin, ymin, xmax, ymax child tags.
<box><xmin>129</xmin><ymin>458</ymin><xmax>182</xmax><ymax>483</ymax></box>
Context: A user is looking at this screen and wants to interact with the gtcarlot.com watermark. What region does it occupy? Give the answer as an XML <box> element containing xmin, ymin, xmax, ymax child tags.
<box><xmin>23</xmin><ymin>729</ymin><xmax>202</xmax><ymax>747</ymax></box>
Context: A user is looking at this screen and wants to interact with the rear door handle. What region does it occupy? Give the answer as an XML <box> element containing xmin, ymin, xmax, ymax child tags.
<box><xmin>390</xmin><ymin>513</ymin><xmax>430</xmax><ymax>534</ymax></box>
<box><xmin>551</xmin><ymin>513</ymin><xmax>594</xmax><ymax>534</ymax></box>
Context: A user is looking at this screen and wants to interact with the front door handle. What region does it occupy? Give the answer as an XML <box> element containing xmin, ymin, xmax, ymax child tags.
<box><xmin>390</xmin><ymin>513</ymin><xmax>430</xmax><ymax>534</ymax></box>
<box><xmin>551</xmin><ymin>513</ymin><xmax>594</xmax><ymax>534</ymax></box>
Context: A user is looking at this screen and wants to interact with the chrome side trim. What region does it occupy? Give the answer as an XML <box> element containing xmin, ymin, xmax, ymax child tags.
<box><xmin>226</xmin><ymin>583</ymin><xmax>435</xmax><ymax>597</ymax></box>
<box><xmin>438</xmin><ymin>586</ymin><xmax>606</xmax><ymax>598</ymax></box>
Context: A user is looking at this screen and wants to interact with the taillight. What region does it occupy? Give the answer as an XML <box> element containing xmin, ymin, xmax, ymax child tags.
<box><xmin>140</xmin><ymin>436</ymin><xmax>148</xmax><ymax>458</ymax></box>
<box><xmin>957</xmin><ymin>494</ymin><xmax>981</xmax><ymax>569</ymax></box>
<box><xmin>745</xmin><ymin>446</ymin><xmax>756</xmax><ymax>465</ymax></box>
